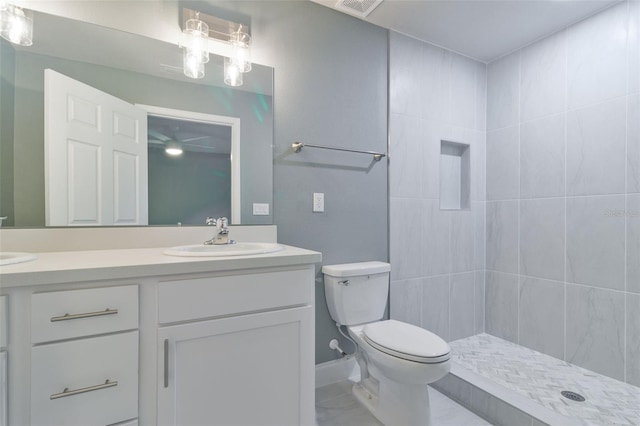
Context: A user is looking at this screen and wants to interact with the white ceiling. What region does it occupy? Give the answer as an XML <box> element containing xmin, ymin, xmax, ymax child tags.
<box><xmin>311</xmin><ymin>0</ymin><xmax>621</xmax><ymax>62</ymax></box>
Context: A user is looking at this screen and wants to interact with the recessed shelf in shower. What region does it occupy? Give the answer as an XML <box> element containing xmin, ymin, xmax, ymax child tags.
<box><xmin>440</xmin><ymin>140</ymin><xmax>470</xmax><ymax>211</ymax></box>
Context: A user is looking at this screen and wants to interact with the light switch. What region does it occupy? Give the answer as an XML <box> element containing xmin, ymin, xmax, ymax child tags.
<box><xmin>252</xmin><ymin>203</ymin><xmax>270</xmax><ymax>216</ymax></box>
<box><xmin>313</xmin><ymin>193</ymin><xmax>324</xmax><ymax>213</ymax></box>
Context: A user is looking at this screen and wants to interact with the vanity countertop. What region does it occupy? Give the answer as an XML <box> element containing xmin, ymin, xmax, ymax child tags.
<box><xmin>0</xmin><ymin>245</ymin><xmax>322</xmax><ymax>288</ymax></box>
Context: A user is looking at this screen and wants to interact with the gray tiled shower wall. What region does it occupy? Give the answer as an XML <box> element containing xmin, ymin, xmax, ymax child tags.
<box><xmin>389</xmin><ymin>31</ymin><xmax>488</xmax><ymax>343</ymax></box>
<box><xmin>484</xmin><ymin>0</ymin><xmax>640</xmax><ymax>386</ymax></box>
<box><xmin>389</xmin><ymin>0</ymin><xmax>640</xmax><ymax>388</ymax></box>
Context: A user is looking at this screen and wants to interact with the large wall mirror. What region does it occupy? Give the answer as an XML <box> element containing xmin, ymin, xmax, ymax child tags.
<box><xmin>0</xmin><ymin>9</ymin><xmax>273</xmax><ymax>228</ymax></box>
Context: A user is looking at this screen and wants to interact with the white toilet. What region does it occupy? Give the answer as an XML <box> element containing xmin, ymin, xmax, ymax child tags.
<box><xmin>322</xmin><ymin>261</ymin><xmax>451</xmax><ymax>426</ymax></box>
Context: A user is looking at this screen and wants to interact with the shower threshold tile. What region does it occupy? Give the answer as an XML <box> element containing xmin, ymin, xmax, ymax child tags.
<box><xmin>449</xmin><ymin>334</ymin><xmax>640</xmax><ymax>425</ymax></box>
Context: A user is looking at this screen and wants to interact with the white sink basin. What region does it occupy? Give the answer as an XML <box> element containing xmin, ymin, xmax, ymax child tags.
<box><xmin>0</xmin><ymin>252</ymin><xmax>37</xmax><ymax>266</ymax></box>
<box><xmin>163</xmin><ymin>242</ymin><xmax>284</xmax><ymax>257</ymax></box>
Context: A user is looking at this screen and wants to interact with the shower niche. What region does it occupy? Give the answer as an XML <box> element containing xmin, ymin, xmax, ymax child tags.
<box><xmin>439</xmin><ymin>140</ymin><xmax>470</xmax><ymax>210</ymax></box>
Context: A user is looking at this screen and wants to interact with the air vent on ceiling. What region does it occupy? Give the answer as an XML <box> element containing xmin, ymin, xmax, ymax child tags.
<box><xmin>334</xmin><ymin>0</ymin><xmax>383</xmax><ymax>18</ymax></box>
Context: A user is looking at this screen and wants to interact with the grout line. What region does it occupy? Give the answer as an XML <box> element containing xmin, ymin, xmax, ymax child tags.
<box><xmin>484</xmin><ymin>270</ymin><xmax>635</xmax><ymax>295</ymax></box>
<box><xmin>484</xmin><ymin>60</ymin><xmax>488</xmax><ymax>335</ymax></box>
<box><xmin>488</xmin><ymin>93</ymin><xmax>631</xmax><ymax>133</ymax></box>
<box><xmin>623</xmin><ymin>0</ymin><xmax>629</xmax><ymax>383</ymax></box>
<box><xmin>517</xmin><ymin>49</ymin><xmax>522</xmax><ymax>346</ymax></box>
<box><xmin>564</xmin><ymin>25</ymin><xmax>569</xmax><ymax>364</ymax></box>
<box><xmin>486</xmin><ymin>193</ymin><xmax>631</xmax><ymax>203</ymax></box>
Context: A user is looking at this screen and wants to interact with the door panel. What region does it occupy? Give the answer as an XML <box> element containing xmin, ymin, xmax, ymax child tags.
<box><xmin>68</xmin><ymin>140</ymin><xmax>100</xmax><ymax>224</ymax></box>
<box><xmin>45</xmin><ymin>69</ymin><xmax>148</xmax><ymax>226</ymax></box>
<box><xmin>113</xmin><ymin>151</ymin><xmax>139</xmax><ymax>224</ymax></box>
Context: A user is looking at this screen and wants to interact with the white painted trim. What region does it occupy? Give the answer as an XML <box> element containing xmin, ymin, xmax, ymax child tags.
<box><xmin>136</xmin><ymin>104</ymin><xmax>241</xmax><ymax>224</ymax></box>
<box><xmin>315</xmin><ymin>356</ymin><xmax>360</xmax><ymax>388</ymax></box>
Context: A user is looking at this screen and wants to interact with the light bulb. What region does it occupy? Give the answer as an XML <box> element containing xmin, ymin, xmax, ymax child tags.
<box><xmin>165</xmin><ymin>142</ymin><xmax>183</xmax><ymax>156</ymax></box>
<box><xmin>230</xmin><ymin>30</ymin><xmax>251</xmax><ymax>73</ymax></box>
<box><xmin>165</xmin><ymin>147</ymin><xmax>183</xmax><ymax>156</ymax></box>
<box><xmin>224</xmin><ymin>57</ymin><xmax>242</xmax><ymax>87</ymax></box>
<box><xmin>183</xmin><ymin>15</ymin><xmax>209</xmax><ymax>64</ymax></box>
<box><xmin>0</xmin><ymin>4</ymin><xmax>33</xmax><ymax>46</ymax></box>
<box><xmin>183</xmin><ymin>49</ymin><xmax>204</xmax><ymax>79</ymax></box>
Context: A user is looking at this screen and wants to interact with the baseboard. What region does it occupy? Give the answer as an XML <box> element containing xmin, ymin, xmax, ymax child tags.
<box><xmin>315</xmin><ymin>355</ymin><xmax>360</xmax><ymax>388</ymax></box>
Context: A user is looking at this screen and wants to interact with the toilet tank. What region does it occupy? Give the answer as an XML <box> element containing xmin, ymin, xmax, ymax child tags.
<box><xmin>322</xmin><ymin>261</ymin><xmax>391</xmax><ymax>326</ymax></box>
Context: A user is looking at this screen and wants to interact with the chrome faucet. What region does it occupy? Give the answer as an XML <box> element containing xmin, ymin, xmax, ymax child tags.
<box><xmin>205</xmin><ymin>217</ymin><xmax>235</xmax><ymax>245</ymax></box>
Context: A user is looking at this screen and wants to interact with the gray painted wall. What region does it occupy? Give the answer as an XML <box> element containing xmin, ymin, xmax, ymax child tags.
<box><xmin>485</xmin><ymin>1</ymin><xmax>639</xmax><ymax>385</ymax></box>
<box><xmin>267</xmin><ymin>2</ymin><xmax>389</xmax><ymax>364</ymax></box>
<box><xmin>0</xmin><ymin>40</ymin><xmax>15</xmax><ymax>227</ymax></box>
<box><xmin>206</xmin><ymin>0</ymin><xmax>389</xmax><ymax>363</ymax></box>
<box><xmin>7</xmin><ymin>50</ymin><xmax>272</xmax><ymax>226</ymax></box>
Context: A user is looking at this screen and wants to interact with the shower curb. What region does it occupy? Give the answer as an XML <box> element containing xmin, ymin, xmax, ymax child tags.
<box><xmin>432</xmin><ymin>362</ymin><xmax>583</xmax><ymax>426</ymax></box>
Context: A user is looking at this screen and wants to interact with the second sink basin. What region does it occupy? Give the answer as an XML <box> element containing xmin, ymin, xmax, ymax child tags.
<box><xmin>163</xmin><ymin>242</ymin><xmax>284</xmax><ymax>257</ymax></box>
<box><xmin>0</xmin><ymin>252</ymin><xmax>37</xmax><ymax>266</ymax></box>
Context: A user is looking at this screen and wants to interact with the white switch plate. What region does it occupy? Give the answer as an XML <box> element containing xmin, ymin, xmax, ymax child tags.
<box><xmin>252</xmin><ymin>203</ymin><xmax>270</xmax><ymax>216</ymax></box>
<box><xmin>313</xmin><ymin>193</ymin><xmax>324</xmax><ymax>212</ymax></box>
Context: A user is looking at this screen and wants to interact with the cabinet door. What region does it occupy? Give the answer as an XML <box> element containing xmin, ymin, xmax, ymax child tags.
<box><xmin>0</xmin><ymin>352</ymin><xmax>6</xmax><ymax>426</ymax></box>
<box><xmin>158</xmin><ymin>306</ymin><xmax>314</xmax><ymax>426</ymax></box>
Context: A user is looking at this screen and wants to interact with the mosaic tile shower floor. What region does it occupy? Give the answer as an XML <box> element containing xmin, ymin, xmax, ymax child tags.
<box><xmin>450</xmin><ymin>334</ymin><xmax>640</xmax><ymax>425</ymax></box>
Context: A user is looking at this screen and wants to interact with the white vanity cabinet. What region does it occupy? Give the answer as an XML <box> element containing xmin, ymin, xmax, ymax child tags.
<box><xmin>156</xmin><ymin>267</ymin><xmax>315</xmax><ymax>426</ymax></box>
<box><xmin>0</xmin><ymin>244</ymin><xmax>320</xmax><ymax>426</ymax></box>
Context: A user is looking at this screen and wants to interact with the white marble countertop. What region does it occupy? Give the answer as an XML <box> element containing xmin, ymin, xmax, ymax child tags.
<box><xmin>0</xmin><ymin>245</ymin><xmax>322</xmax><ymax>288</ymax></box>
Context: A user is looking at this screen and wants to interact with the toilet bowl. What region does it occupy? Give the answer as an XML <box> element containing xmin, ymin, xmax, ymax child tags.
<box><xmin>322</xmin><ymin>262</ymin><xmax>451</xmax><ymax>426</ymax></box>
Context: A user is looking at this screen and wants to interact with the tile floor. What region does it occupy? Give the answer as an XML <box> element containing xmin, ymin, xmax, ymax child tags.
<box><xmin>316</xmin><ymin>380</ymin><xmax>491</xmax><ymax>426</ymax></box>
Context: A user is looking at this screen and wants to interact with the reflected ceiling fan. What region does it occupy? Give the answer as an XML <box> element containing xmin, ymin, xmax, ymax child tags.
<box><xmin>148</xmin><ymin>128</ymin><xmax>212</xmax><ymax>156</ymax></box>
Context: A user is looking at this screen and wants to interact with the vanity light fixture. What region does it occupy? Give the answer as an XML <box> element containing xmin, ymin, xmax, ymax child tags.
<box><xmin>180</xmin><ymin>8</ymin><xmax>252</xmax><ymax>86</ymax></box>
<box><xmin>181</xmin><ymin>12</ymin><xmax>209</xmax><ymax>79</ymax></box>
<box><xmin>0</xmin><ymin>2</ymin><xmax>33</xmax><ymax>46</ymax></box>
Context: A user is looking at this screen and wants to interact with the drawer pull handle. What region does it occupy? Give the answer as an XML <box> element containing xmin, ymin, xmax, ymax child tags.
<box><xmin>50</xmin><ymin>308</ymin><xmax>118</xmax><ymax>322</ymax></box>
<box><xmin>50</xmin><ymin>379</ymin><xmax>118</xmax><ymax>400</ymax></box>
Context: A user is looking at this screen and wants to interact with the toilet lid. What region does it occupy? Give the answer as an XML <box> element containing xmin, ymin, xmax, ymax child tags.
<box><xmin>362</xmin><ymin>320</ymin><xmax>450</xmax><ymax>364</ymax></box>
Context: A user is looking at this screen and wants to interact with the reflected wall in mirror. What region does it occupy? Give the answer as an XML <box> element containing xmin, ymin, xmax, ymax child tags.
<box><xmin>0</xmin><ymin>10</ymin><xmax>274</xmax><ymax>227</ymax></box>
<box><xmin>145</xmin><ymin>107</ymin><xmax>239</xmax><ymax>226</ymax></box>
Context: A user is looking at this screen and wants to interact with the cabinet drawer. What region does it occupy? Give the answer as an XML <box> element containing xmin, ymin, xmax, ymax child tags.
<box><xmin>31</xmin><ymin>331</ymin><xmax>138</xmax><ymax>426</ymax></box>
<box><xmin>31</xmin><ymin>285</ymin><xmax>138</xmax><ymax>343</ymax></box>
<box><xmin>158</xmin><ymin>268</ymin><xmax>314</xmax><ymax>324</ymax></box>
<box><xmin>0</xmin><ymin>296</ymin><xmax>6</xmax><ymax>348</ymax></box>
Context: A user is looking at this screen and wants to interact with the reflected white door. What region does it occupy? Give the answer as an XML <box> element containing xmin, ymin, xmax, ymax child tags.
<box><xmin>45</xmin><ymin>69</ymin><xmax>148</xmax><ymax>226</ymax></box>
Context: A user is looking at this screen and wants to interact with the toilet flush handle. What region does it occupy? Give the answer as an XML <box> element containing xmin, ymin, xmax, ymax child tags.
<box><xmin>339</xmin><ymin>280</ymin><xmax>350</xmax><ymax>286</ymax></box>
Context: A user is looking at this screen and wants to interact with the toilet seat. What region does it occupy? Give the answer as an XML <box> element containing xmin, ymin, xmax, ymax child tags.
<box><xmin>362</xmin><ymin>320</ymin><xmax>450</xmax><ymax>364</ymax></box>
